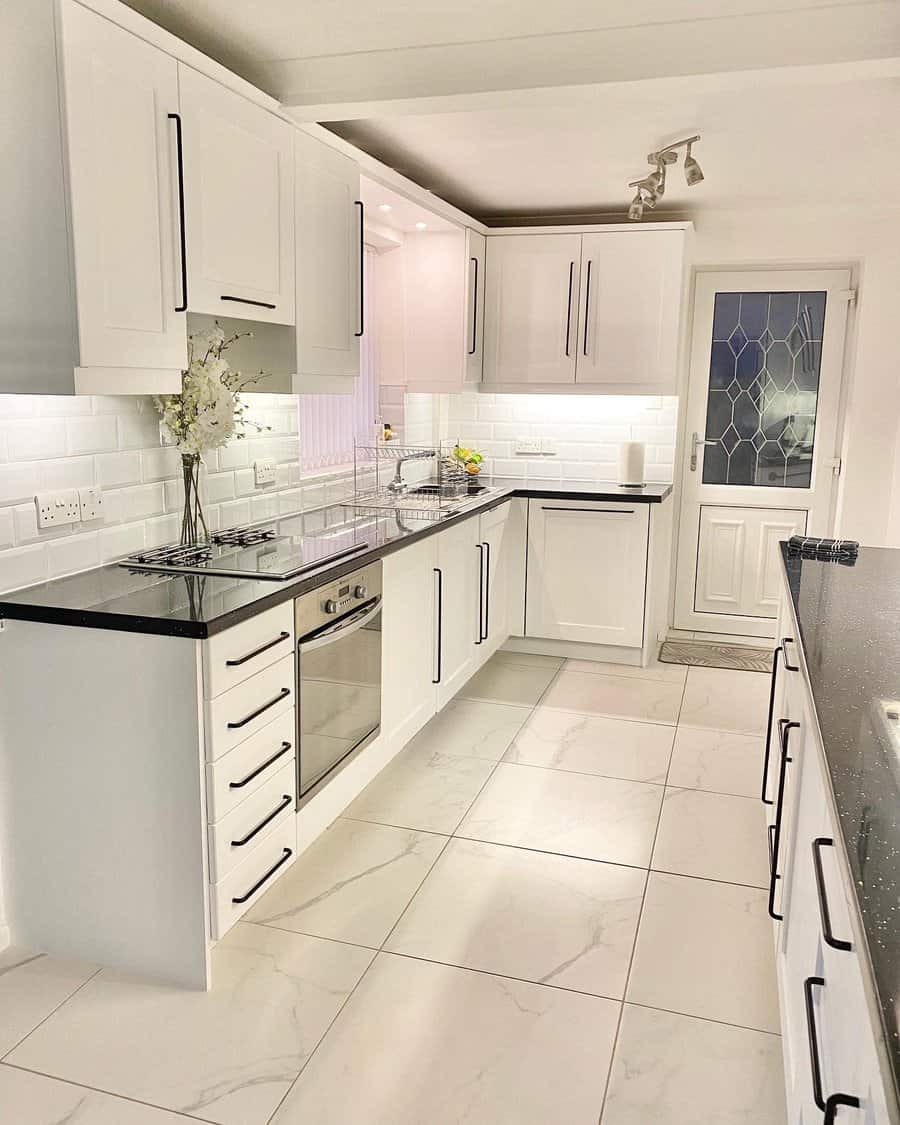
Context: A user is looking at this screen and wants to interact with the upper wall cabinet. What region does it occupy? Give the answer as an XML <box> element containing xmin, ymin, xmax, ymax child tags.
<box><xmin>295</xmin><ymin>131</ymin><xmax>361</xmax><ymax>386</ymax></box>
<box><xmin>465</xmin><ymin>229</ymin><xmax>486</xmax><ymax>385</ymax></box>
<box><xmin>178</xmin><ymin>67</ymin><xmax>295</xmax><ymax>326</ymax></box>
<box><xmin>483</xmin><ymin>226</ymin><xmax>689</xmax><ymax>394</ymax></box>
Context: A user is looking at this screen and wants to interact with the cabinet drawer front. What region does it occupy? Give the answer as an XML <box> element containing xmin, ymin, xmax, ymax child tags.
<box><xmin>203</xmin><ymin>603</ymin><xmax>294</xmax><ymax>699</ymax></box>
<box><xmin>206</xmin><ymin>709</ymin><xmax>296</xmax><ymax>822</ymax></box>
<box><xmin>208</xmin><ymin>761</ymin><xmax>295</xmax><ymax>883</ymax></box>
<box><xmin>210</xmin><ymin>816</ymin><xmax>296</xmax><ymax>940</ymax></box>
<box><xmin>205</xmin><ymin>653</ymin><xmax>295</xmax><ymax>760</ymax></box>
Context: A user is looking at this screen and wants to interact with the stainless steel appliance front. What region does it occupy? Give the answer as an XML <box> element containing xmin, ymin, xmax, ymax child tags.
<box><xmin>295</xmin><ymin>561</ymin><xmax>382</xmax><ymax>800</ymax></box>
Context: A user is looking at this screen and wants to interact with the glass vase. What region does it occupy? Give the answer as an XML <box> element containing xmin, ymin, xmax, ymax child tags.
<box><xmin>180</xmin><ymin>453</ymin><xmax>209</xmax><ymax>545</ymax></box>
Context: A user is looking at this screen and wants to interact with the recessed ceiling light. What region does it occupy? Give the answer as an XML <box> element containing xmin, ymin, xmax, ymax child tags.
<box><xmin>415</xmin><ymin>221</ymin><xmax>427</xmax><ymax>230</ymax></box>
<box><xmin>378</xmin><ymin>204</ymin><xmax>392</xmax><ymax>213</ymax></box>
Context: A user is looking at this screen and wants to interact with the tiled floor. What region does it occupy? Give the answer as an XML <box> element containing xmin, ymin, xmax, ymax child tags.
<box><xmin>0</xmin><ymin>652</ymin><xmax>786</xmax><ymax>1125</ymax></box>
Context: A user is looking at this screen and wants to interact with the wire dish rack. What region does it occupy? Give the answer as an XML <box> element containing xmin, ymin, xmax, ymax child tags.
<box><xmin>344</xmin><ymin>443</ymin><xmax>467</xmax><ymax>521</ymax></box>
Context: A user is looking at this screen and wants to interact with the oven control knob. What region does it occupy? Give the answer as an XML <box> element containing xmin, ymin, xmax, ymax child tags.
<box><xmin>353</xmin><ymin>584</ymin><xmax>368</xmax><ymax>600</ymax></box>
<box><xmin>324</xmin><ymin>599</ymin><xmax>339</xmax><ymax>615</ymax></box>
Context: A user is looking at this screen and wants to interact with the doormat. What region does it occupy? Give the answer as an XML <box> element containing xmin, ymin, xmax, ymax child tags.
<box><xmin>659</xmin><ymin>640</ymin><xmax>774</xmax><ymax>673</ymax></box>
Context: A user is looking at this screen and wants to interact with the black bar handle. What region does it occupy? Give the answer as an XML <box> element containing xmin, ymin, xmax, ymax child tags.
<box><xmin>432</xmin><ymin>567</ymin><xmax>443</xmax><ymax>684</ymax></box>
<box><xmin>564</xmin><ymin>261</ymin><xmax>574</xmax><ymax>357</ymax></box>
<box><xmin>468</xmin><ymin>256</ymin><xmax>479</xmax><ymax>355</ymax></box>
<box><xmin>582</xmin><ymin>259</ymin><xmax>592</xmax><ymax>356</ymax></box>
<box><xmin>541</xmin><ymin>506</ymin><xmax>635</xmax><ymax>515</ymax></box>
<box><xmin>783</xmin><ymin>636</ymin><xmax>799</xmax><ymax>672</ymax></box>
<box><xmin>231</xmin><ymin>795</ymin><xmax>292</xmax><ymax>847</ymax></box>
<box><xmin>761</xmin><ymin>645</ymin><xmax>783</xmax><ymax>804</ymax></box>
<box><xmin>231</xmin><ymin>848</ymin><xmax>292</xmax><ymax>904</ymax></box>
<box><xmin>825</xmin><ymin>1095</ymin><xmax>861</xmax><ymax>1124</ymax></box>
<box><xmin>805</xmin><ymin>976</ymin><xmax>828</xmax><ymax>1112</ymax></box>
<box><xmin>227</xmin><ymin>687</ymin><xmax>290</xmax><ymax>730</ymax></box>
<box><xmin>229</xmin><ymin>742</ymin><xmax>292</xmax><ymax>790</ymax></box>
<box><xmin>768</xmin><ymin>719</ymin><xmax>799</xmax><ymax>921</ymax></box>
<box><xmin>354</xmin><ymin>200</ymin><xmax>365</xmax><ymax>337</ymax></box>
<box><xmin>220</xmin><ymin>295</ymin><xmax>276</xmax><ymax>310</ymax></box>
<box><xmin>813</xmin><ymin>837</ymin><xmax>853</xmax><ymax>951</ymax></box>
<box><xmin>167</xmin><ymin>113</ymin><xmax>188</xmax><ymax>313</ymax></box>
<box><xmin>483</xmin><ymin>540</ymin><xmax>491</xmax><ymax>642</ymax></box>
<box><xmin>475</xmin><ymin>545</ymin><xmax>484</xmax><ymax>645</ymax></box>
<box><xmin>225</xmin><ymin>631</ymin><xmax>290</xmax><ymax>667</ymax></box>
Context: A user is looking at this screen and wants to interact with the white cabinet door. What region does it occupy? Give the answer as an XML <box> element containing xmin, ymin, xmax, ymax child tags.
<box><xmin>178</xmin><ymin>66</ymin><xmax>294</xmax><ymax>325</ymax></box>
<box><xmin>483</xmin><ymin>234</ymin><xmax>581</xmax><ymax>385</ymax></box>
<box><xmin>59</xmin><ymin>0</ymin><xmax>186</xmax><ymax>372</ymax></box>
<box><xmin>526</xmin><ymin>499</ymin><xmax>649</xmax><ymax>647</ymax></box>
<box><xmin>576</xmin><ymin>230</ymin><xmax>684</xmax><ymax>392</ymax></box>
<box><xmin>476</xmin><ymin>501</ymin><xmax>516</xmax><ymax>662</ymax></box>
<box><xmin>435</xmin><ymin>518</ymin><xmax>480</xmax><ymax>709</ymax></box>
<box><xmin>465</xmin><ymin>229</ymin><xmax>486</xmax><ymax>385</ymax></box>
<box><xmin>295</xmin><ymin>131</ymin><xmax>361</xmax><ymax>379</ymax></box>
<box><xmin>381</xmin><ymin>537</ymin><xmax>437</xmax><ymax>749</ymax></box>
<box><xmin>403</xmin><ymin>231</ymin><xmax>468</xmax><ymax>392</ymax></box>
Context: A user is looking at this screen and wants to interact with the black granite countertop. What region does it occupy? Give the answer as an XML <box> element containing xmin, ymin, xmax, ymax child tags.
<box><xmin>0</xmin><ymin>479</ymin><xmax>671</xmax><ymax>639</ymax></box>
<box><xmin>781</xmin><ymin>544</ymin><xmax>900</xmax><ymax>1108</ymax></box>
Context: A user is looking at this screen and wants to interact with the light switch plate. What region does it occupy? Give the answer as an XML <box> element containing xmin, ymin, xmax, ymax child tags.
<box><xmin>35</xmin><ymin>490</ymin><xmax>81</xmax><ymax>529</ymax></box>
<box><xmin>514</xmin><ymin>437</ymin><xmax>542</xmax><ymax>455</ymax></box>
<box><xmin>254</xmin><ymin>458</ymin><xmax>277</xmax><ymax>486</ymax></box>
<box><xmin>78</xmin><ymin>487</ymin><xmax>104</xmax><ymax>522</ymax></box>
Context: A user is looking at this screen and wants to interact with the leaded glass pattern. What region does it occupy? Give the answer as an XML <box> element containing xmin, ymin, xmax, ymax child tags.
<box><xmin>703</xmin><ymin>291</ymin><xmax>826</xmax><ymax>488</ymax></box>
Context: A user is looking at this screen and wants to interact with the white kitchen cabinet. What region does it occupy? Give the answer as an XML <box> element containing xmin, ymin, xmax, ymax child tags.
<box><xmin>526</xmin><ymin>498</ymin><xmax>649</xmax><ymax>647</ymax></box>
<box><xmin>576</xmin><ymin>231</ymin><xmax>684</xmax><ymax>392</ymax></box>
<box><xmin>465</xmin><ymin>228</ymin><xmax>486</xmax><ymax>384</ymax></box>
<box><xmin>295</xmin><ymin>130</ymin><xmax>361</xmax><ymax>385</ymax></box>
<box><xmin>474</xmin><ymin>500</ymin><xmax>526</xmax><ymax>665</ymax></box>
<box><xmin>381</xmin><ymin>536</ymin><xmax>438</xmax><ymax>749</ymax></box>
<box><xmin>483</xmin><ymin>225</ymin><xmax>689</xmax><ymax>393</ymax></box>
<box><xmin>57</xmin><ymin>0</ymin><xmax>187</xmax><ymax>377</ymax></box>
<box><xmin>434</xmin><ymin>517</ymin><xmax>481</xmax><ymax>709</ymax></box>
<box><xmin>483</xmin><ymin>234</ymin><xmax>581</xmax><ymax>385</ymax></box>
<box><xmin>178</xmin><ymin>65</ymin><xmax>295</xmax><ymax>325</ymax></box>
<box><xmin>399</xmin><ymin>229</ymin><xmax>468</xmax><ymax>393</ymax></box>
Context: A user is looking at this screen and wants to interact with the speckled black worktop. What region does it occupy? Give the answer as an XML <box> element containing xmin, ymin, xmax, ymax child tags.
<box><xmin>781</xmin><ymin>544</ymin><xmax>900</xmax><ymax>1105</ymax></box>
<box><xmin>0</xmin><ymin>479</ymin><xmax>671</xmax><ymax>639</ymax></box>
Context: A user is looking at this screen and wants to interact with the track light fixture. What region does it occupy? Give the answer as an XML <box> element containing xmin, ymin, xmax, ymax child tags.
<box><xmin>626</xmin><ymin>135</ymin><xmax>704</xmax><ymax>220</ymax></box>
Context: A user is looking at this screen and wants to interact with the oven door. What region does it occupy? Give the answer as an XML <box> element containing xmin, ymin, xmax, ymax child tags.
<box><xmin>297</xmin><ymin>596</ymin><xmax>382</xmax><ymax>799</ymax></box>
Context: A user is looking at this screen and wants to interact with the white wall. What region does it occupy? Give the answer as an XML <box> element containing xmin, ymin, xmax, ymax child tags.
<box><xmin>690</xmin><ymin>204</ymin><xmax>900</xmax><ymax>547</ymax></box>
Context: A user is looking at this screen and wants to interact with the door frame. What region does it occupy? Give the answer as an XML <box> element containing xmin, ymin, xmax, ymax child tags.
<box><xmin>671</xmin><ymin>264</ymin><xmax>856</xmax><ymax>638</ymax></box>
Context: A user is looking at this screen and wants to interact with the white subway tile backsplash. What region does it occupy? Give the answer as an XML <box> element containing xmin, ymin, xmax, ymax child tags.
<box><xmin>96</xmin><ymin>451</ymin><xmax>143</xmax><ymax>488</ymax></box>
<box><xmin>0</xmin><ymin>543</ymin><xmax>49</xmax><ymax>594</ymax></box>
<box><xmin>48</xmin><ymin>533</ymin><xmax>100</xmax><ymax>579</ymax></box>
<box><xmin>99</xmin><ymin>523</ymin><xmax>145</xmax><ymax>562</ymax></box>
<box><xmin>66</xmin><ymin>415</ymin><xmax>118</xmax><ymax>455</ymax></box>
<box><xmin>7</xmin><ymin>419</ymin><xmax>67</xmax><ymax>461</ymax></box>
<box><xmin>142</xmin><ymin>447</ymin><xmax>180</xmax><ymax>482</ymax></box>
<box><xmin>38</xmin><ymin>456</ymin><xmax>95</xmax><ymax>491</ymax></box>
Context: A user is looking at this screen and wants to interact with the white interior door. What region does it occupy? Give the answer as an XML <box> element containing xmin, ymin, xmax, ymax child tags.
<box><xmin>674</xmin><ymin>270</ymin><xmax>851</xmax><ymax>638</ymax></box>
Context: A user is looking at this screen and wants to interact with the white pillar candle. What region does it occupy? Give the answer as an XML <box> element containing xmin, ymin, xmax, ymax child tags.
<box><xmin>618</xmin><ymin>441</ymin><xmax>646</xmax><ymax>487</ymax></box>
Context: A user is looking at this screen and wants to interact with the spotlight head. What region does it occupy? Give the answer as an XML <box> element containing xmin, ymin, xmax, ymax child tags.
<box><xmin>683</xmin><ymin>143</ymin><xmax>704</xmax><ymax>186</ymax></box>
<box><xmin>628</xmin><ymin>192</ymin><xmax>644</xmax><ymax>221</ymax></box>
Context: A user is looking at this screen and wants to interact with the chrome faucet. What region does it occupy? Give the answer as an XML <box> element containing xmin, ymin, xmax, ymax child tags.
<box><xmin>387</xmin><ymin>449</ymin><xmax>436</xmax><ymax>493</ymax></box>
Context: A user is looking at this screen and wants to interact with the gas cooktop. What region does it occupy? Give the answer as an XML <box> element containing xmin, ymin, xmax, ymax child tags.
<box><xmin>119</xmin><ymin>524</ymin><xmax>372</xmax><ymax>582</ymax></box>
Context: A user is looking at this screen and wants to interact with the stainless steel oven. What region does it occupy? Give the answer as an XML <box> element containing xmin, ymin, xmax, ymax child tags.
<box><xmin>295</xmin><ymin>560</ymin><xmax>382</xmax><ymax>802</ymax></box>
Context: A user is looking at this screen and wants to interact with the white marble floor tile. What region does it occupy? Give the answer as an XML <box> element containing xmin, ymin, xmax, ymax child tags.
<box><xmin>344</xmin><ymin>746</ymin><xmax>496</xmax><ymax>834</ymax></box>
<box><xmin>246</xmin><ymin>819</ymin><xmax>445</xmax><ymax>947</ymax></box>
<box><xmin>457</xmin><ymin>659</ymin><xmax>559</xmax><ymax>706</ymax></box>
<box><xmin>651</xmin><ymin>788</ymin><xmax>770</xmax><ymax>887</ymax></box>
<box><xmin>8</xmin><ymin>923</ymin><xmax>373</xmax><ymax>1125</ymax></box>
<box><xmin>407</xmin><ymin>699</ymin><xmax>532</xmax><ymax>761</ymax></box>
<box><xmin>458</xmin><ymin>762</ymin><xmax>664</xmax><ymax>866</ymax></box>
<box><xmin>566</xmin><ymin>655</ymin><xmax>687</xmax><ymax>685</ymax></box>
<box><xmin>678</xmin><ymin>667</ymin><xmax>770</xmax><ymax>735</ymax></box>
<box><xmin>0</xmin><ymin>946</ymin><xmax>98</xmax><ymax>1057</ymax></box>
<box><xmin>601</xmin><ymin>1005</ymin><xmax>787</xmax><ymax>1125</ymax></box>
<box><xmin>627</xmin><ymin>872</ymin><xmax>780</xmax><ymax>1033</ymax></box>
<box><xmin>385</xmin><ymin>838</ymin><xmax>644</xmax><ymax>997</ymax></box>
<box><xmin>667</xmin><ymin>726</ymin><xmax>766</xmax><ymax>798</ymax></box>
<box><xmin>0</xmin><ymin>1063</ymin><xmax>198</xmax><ymax>1125</ymax></box>
<box><xmin>493</xmin><ymin>649</ymin><xmax>566</xmax><ymax>671</ymax></box>
<box><xmin>273</xmin><ymin>953</ymin><xmax>620</xmax><ymax>1125</ymax></box>
<box><xmin>541</xmin><ymin>670</ymin><xmax>683</xmax><ymax>725</ymax></box>
<box><xmin>505</xmin><ymin>708</ymin><xmax>674</xmax><ymax>784</ymax></box>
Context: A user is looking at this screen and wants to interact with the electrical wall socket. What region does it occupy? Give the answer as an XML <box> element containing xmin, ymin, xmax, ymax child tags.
<box><xmin>540</xmin><ymin>438</ymin><xmax>559</xmax><ymax>456</ymax></box>
<box><xmin>254</xmin><ymin>458</ymin><xmax>277</xmax><ymax>486</ymax></box>
<box><xmin>514</xmin><ymin>437</ymin><xmax>542</xmax><ymax>455</ymax></box>
<box><xmin>78</xmin><ymin>487</ymin><xmax>104</xmax><ymax>522</ymax></box>
<box><xmin>35</xmin><ymin>490</ymin><xmax>81</xmax><ymax>529</ymax></box>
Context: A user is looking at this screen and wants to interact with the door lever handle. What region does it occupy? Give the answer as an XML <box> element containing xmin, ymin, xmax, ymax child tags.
<box><xmin>690</xmin><ymin>431</ymin><xmax>717</xmax><ymax>471</ymax></box>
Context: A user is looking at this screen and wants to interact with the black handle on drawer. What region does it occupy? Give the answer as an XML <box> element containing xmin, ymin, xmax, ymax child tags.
<box><xmin>167</xmin><ymin>113</ymin><xmax>188</xmax><ymax>313</ymax></box>
<box><xmin>768</xmin><ymin>719</ymin><xmax>799</xmax><ymax>921</ymax></box>
<box><xmin>475</xmin><ymin>545</ymin><xmax>484</xmax><ymax>645</ymax></box>
<box><xmin>483</xmin><ymin>540</ymin><xmax>491</xmax><ymax>642</ymax></box>
<box><xmin>432</xmin><ymin>567</ymin><xmax>442</xmax><ymax>684</ymax></box>
<box><xmin>812</xmin><ymin>837</ymin><xmax>853</xmax><ymax>951</ymax></box>
<box><xmin>231</xmin><ymin>848</ymin><xmax>292</xmax><ymax>904</ymax></box>
<box><xmin>219</xmin><ymin>295</ymin><xmax>277</xmax><ymax>310</ymax></box>
<box><xmin>231</xmin><ymin>795</ymin><xmax>292</xmax><ymax>847</ymax></box>
<box><xmin>227</xmin><ymin>687</ymin><xmax>290</xmax><ymax>730</ymax></box>
<box><xmin>761</xmin><ymin>644</ymin><xmax>783</xmax><ymax>804</ymax></box>
<box><xmin>225</xmin><ymin>631</ymin><xmax>291</xmax><ymax>667</ymax></box>
<box><xmin>804</xmin><ymin>976</ymin><xmax>861</xmax><ymax>1120</ymax></box>
<box><xmin>782</xmin><ymin>635</ymin><xmax>799</xmax><ymax>672</ymax></box>
<box><xmin>229</xmin><ymin>742</ymin><xmax>292</xmax><ymax>790</ymax></box>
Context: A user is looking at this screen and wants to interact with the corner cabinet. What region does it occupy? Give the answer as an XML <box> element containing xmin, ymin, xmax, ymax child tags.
<box><xmin>178</xmin><ymin>66</ymin><xmax>295</xmax><ymax>325</ymax></box>
<box><xmin>482</xmin><ymin>225</ymin><xmax>690</xmax><ymax>394</ymax></box>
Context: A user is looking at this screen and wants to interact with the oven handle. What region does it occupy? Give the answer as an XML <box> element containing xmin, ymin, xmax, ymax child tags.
<box><xmin>298</xmin><ymin>597</ymin><xmax>383</xmax><ymax>654</ymax></box>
